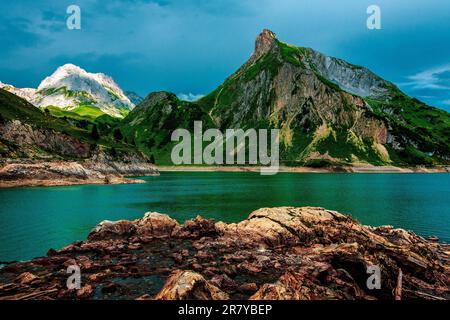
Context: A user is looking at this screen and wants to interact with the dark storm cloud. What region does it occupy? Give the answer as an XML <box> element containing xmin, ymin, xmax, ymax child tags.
<box><xmin>0</xmin><ymin>0</ymin><xmax>449</xmax><ymax>110</ymax></box>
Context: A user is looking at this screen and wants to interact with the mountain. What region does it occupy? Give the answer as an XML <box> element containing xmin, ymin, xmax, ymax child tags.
<box><xmin>125</xmin><ymin>91</ymin><xmax>144</xmax><ymax>105</ymax></box>
<box><xmin>0</xmin><ymin>88</ymin><xmax>158</xmax><ymax>184</ymax></box>
<box><xmin>119</xmin><ymin>92</ymin><xmax>214</xmax><ymax>164</ymax></box>
<box><xmin>124</xmin><ymin>29</ymin><xmax>450</xmax><ymax>166</ymax></box>
<box><xmin>0</xmin><ymin>81</ymin><xmax>38</xmax><ymax>105</ymax></box>
<box><xmin>1</xmin><ymin>64</ymin><xmax>134</xmax><ymax>119</ymax></box>
<box><xmin>0</xmin><ymin>87</ymin><xmax>137</xmax><ymax>160</ymax></box>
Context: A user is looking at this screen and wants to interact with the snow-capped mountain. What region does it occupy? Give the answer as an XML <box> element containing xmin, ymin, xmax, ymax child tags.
<box><xmin>1</xmin><ymin>64</ymin><xmax>135</xmax><ymax>118</ymax></box>
<box><xmin>0</xmin><ymin>82</ymin><xmax>37</xmax><ymax>102</ymax></box>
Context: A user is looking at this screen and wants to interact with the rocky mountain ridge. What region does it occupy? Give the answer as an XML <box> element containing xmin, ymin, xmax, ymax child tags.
<box><xmin>1</xmin><ymin>29</ymin><xmax>449</xmax><ymax>167</ymax></box>
<box><xmin>122</xmin><ymin>29</ymin><xmax>449</xmax><ymax>166</ymax></box>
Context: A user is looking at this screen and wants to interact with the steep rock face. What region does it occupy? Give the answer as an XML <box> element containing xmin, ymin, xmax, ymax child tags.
<box><xmin>198</xmin><ymin>30</ymin><xmax>391</xmax><ymax>165</ymax></box>
<box><xmin>0</xmin><ymin>207</ymin><xmax>448</xmax><ymax>300</ymax></box>
<box><xmin>0</xmin><ymin>119</ymin><xmax>91</xmax><ymax>158</ymax></box>
<box><xmin>307</xmin><ymin>49</ymin><xmax>392</xmax><ymax>99</ymax></box>
<box><xmin>194</xmin><ymin>29</ymin><xmax>450</xmax><ymax>166</ymax></box>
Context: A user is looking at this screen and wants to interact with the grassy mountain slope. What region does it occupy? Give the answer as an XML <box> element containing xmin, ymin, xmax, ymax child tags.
<box><xmin>194</xmin><ymin>30</ymin><xmax>450</xmax><ymax>166</ymax></box>
<box><xmin>0</xmin><ymin>89</ymin><xmax>138</xmax><ymax>160</ymax></box>
<box><xmin>119</xmin><ymin>92</ymin><xmax>214</xmax><ymax>164</ymax></box>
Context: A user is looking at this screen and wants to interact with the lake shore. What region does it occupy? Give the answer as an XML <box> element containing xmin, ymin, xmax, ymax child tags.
<box><xmin>0</xmin><ymin>160</ymin><xmax>158</xmax><ymax>189</ymax></box>
<box><xmin>1</xmin><ymin>161</ymin><xmax>449</xmax><ymax>189</ymax></box>
<box><xmin>158</xmin><ymin>165</ymin><xmax>450</xmax><ymax>173</ymax></box>
<box><xmin>0</xmin><ymin>206</ymin><xmax>448</xmax><ymax>300</ymax></box>
<box><xmin>0</xmin><ymin>176</ymin><xmax>146</xmax><ymax>188</ymax></box>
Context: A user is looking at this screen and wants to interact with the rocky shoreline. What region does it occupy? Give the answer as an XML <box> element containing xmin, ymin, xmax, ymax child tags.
<box><xmin>158</xmin><ymin>165</ymin><xmax>450</xmax><ymax>174</ymax></box>
<box><xmin>0</xmin><ymin>207</ymin><xmax>448</xmax><ymax>300</ymax></box>
<box><xmin>0</xmin><ymin>158</ymin><xmax>159</xmax><ymax>188</ymax></box>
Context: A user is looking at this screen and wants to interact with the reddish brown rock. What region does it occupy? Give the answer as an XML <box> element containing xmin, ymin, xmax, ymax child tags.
<box><xmin>154</xmin><ymin>270</ymin><xmax>229</xmax><ymax>300</ymax></box>
<box><xmin>136</xmin><ymin>212</ymin><xmax>179</xmax><ymax>237</ymax></box>
<box><xmin>0</xmin><ymin>207</ymin><xmax>448</xmax><ymax>301</ymax></box>
<box><xmin>76</xmin><ymin>285</ymin><xmax>95</xmax><ymax>299</ymax></box>
<box><xmin>88</xmin><ymin>220</ymin><xmax>137</xmax><ymax>241</ymax></box>
<box><xmin>14</xmin><ymin>272</ymin><xmax>39</xmax><ymax>285</ymax></box>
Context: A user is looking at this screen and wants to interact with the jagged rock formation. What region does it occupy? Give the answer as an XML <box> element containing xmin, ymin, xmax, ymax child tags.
<box><xmin>0</xmin><ymin>207</ymin><xmax>448</xmax><ymax>300</ymax></box>
<box><xmin>120</xmin><ymin>29</ymin><xmax>449</xmax><ymax>166</ymax></box>
<box><xmin>307</xmin><ymin>49</ymin><xmax>392</xmax><ymax>99</ymax></box>
<box><xmin>196</xmin><ymin>29</ymin><xmax>450</xmax><ymax>166</ymax></box>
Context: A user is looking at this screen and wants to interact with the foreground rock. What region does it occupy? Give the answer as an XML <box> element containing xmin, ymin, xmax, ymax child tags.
<box><xmin>0</xmin><ymin>207</ymin><xmax>448</xmax><ymax>300</ymax></box>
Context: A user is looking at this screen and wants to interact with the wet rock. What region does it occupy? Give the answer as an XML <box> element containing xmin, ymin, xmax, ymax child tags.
<box><xmin>427</xmin><ymin>236</ymin><xmax>439</xmax><ymax>242</ymax></box>
<box><xmin>88</xmin><ymin>220</ymin><xmax>137</xmax><ymax>241</ymax></box>
<box><xmin>172</xmin><ymin>253</ymin><xmax>183</xmax><ymax>264</ymax></box>
<box><xmin>210</xmin><ymin>274</ymin><xmax>238</xmax><ymax>292</ymax></box>
<box><xmin>76</xmin><ymin>284</ymin><xmax>94</xmax><ymax>299</ymax></box>
<box><xmin>102</xmin><ymin>282</ymin><xmax>119</xmax><ymax>294</ymax></box>
<box><xmin>155</xmin><ymin>270</ymin><xmax>229</xmax><ymax>300</ymax></box>
<box><xmin>238</xmin><ymin>282</ymin><xmax>258</xmax><ymax>293</ymax></box>
<box><xmin>0</xmin><ymin>207</ymin><xmax>448</xmax><ymax>300</ymax></box>
<box><xmin>15</xmin><ymin>272</ymin><xmax>39</xmax><ymax>285</ymax></box>
<box><xmin>137</xmin><ymin>212</ymin><xmax>179</xmax><ymax>237</ymax></box>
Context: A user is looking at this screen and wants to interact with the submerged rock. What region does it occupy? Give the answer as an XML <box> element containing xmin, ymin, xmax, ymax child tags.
<box><xmin>0</xmin><ymin>207</ymin><xmax>448</xmax><ymax>300</ymax></box>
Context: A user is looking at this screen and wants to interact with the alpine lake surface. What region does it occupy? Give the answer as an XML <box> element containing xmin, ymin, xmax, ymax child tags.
<box><xmin>1</xmin><ymin>171</ymin><xmax>449</xmax><ymax>262</ymax></box>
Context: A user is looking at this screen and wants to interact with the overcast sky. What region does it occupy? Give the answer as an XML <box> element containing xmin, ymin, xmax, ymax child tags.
<box><xmin>1</xmin><ymin>0</ymin><xmax>450</xmax><ymax>111</ymax></box>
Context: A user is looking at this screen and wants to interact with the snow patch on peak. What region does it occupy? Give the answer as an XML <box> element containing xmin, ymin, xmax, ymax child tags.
<box><xmin>0</xmin><ymin>81</ymin><xmax>37</xmax><ymax>102</ymax></box>
<box><xmin>2</xmin><ymin>64</ymin><xmax>136</xmax><ymax>118</ymax></box>
<box><xmin>34</xmin><ymin>63</ymin><xmax>134</xmax><ymax>117</ymax></box>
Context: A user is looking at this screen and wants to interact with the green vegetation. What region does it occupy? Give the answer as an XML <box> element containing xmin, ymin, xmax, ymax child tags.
<box><xmin>2</xmin><ymin>32</ymin><xmax>449</xmax><ymax>166</ymax></box>
<box><xmin>0</xmin><ymin>88</ymin><xmax>141</xmax><ymax>159</ymax></box>
<box><xmin>45</xmin><ymin>105</ymin><xmax>105</xmax><ymax>122</ymax></box>
<box><xmin>71</xmin><ymin>105</ymin><xmax>106</xmax><ymax>119</ymax></box>
<box><xmin>365</xmin><ymin>88</ymin><xmax>450</xmax><ymax>165</ymax></box>
<box><xmin>277</xmin><ymin>41</ymin><xmax>306</xmax><ymax>68</ymax></box>
<box><xmin>91</xmin><ymin>124</ymin><xmax>100</xmax><ymax>140</ymax></box>
<box><xmin>119</xmin><ymin>92</ymin><xmax>215</xmax><ymax>164</ymax></box>
<box><xmin>194</xmin><ymin>36</ymin><xmax>450</xmax><ymax>166</ymax></box>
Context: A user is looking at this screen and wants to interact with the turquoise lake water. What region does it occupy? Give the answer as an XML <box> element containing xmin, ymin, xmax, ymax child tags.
<box><xmin>0</xmin><ymin>172</ymin><xmax>449</xmax><ymax>262</ymax></box>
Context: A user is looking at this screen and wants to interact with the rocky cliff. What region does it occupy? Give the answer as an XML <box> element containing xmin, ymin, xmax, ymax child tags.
<box><xmin>196</xmin><ymin>29</ymin><xmax>450</xmax><ymax>166</ymax></box>
<box><xmin>0</xmin><ymin>88</ymin><xmax>159</xmax><ymax>186</ymax></box>
<box><xmin>121</xmin><ymin>29</ymin><xmax>449</xmax><ymax>166</ymax></box>
<box><xmin>0</xmin><ymin>207</ymin><xmax>447</xmax><ymax>300</ymax></box>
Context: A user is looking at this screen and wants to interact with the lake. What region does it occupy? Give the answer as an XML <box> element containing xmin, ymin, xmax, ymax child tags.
<box><xmin>1</xmin><ymin>172</ymin><xmax>449</xmax><ymax>262</ymax></box>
